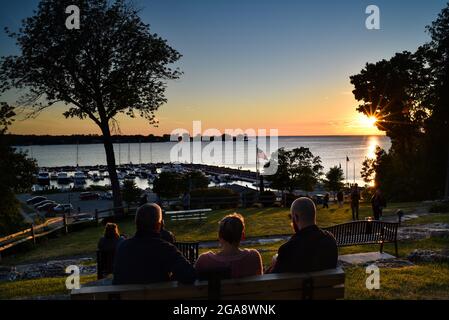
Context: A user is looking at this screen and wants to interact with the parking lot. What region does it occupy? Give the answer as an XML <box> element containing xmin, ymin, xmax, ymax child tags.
<box><xmin>17</xmin><ymin>191</ymin><xmax>114</xmax><ymax>215</ymax></box>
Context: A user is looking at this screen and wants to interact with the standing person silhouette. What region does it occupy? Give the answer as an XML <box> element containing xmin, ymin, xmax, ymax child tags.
<box><xmin>350</xmin><ymin>184</ymin><xmax>360</xmax><ymax>220</ymax></box>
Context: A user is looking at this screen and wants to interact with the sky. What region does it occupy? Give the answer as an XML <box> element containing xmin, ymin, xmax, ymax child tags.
<box><xmin>0</xmin><ymin>0</ymin><xmax>447</xmax><ymax>136</ymax></box>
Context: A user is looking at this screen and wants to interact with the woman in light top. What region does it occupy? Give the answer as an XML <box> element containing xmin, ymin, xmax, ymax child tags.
<box><xmin>195</xmin><ymin>213</ymin><xmax>263</xmax><ymax>279</ymax></box>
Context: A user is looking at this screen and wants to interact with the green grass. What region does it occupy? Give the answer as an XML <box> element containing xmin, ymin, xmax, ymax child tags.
<box><xmin>1</xmin><ymin>201</ymin><xmax>425</xmax><ymax>266</ymax></box>
<box><xmin>2</xmin><ymin>199</ymin><xmax>449</xmax><ymax>300</ymax></box>
<box><xmin>0</xmin><ymin>274</ymin><xmax>97</xmax><ymax>300</ymax></box>
<box><xmin>345</xmin><ymin>263</ymin><xmax>449</xmax><ymax>300</ymax></box>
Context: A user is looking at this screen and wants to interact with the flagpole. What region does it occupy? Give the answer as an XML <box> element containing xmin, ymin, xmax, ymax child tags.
<box><xmin>256</xmin><ymin>136</ymin><xmax>259</xmax><ymax>179</ymax></box>
<box><xmin>353</xmin><ymin>162</ymin><xmax>356</xmax><ymax>184</ymax></box>
<box><xmin>346</xmin><ymin>156</ymin><xmax>348</xmax><ymax>187</ymax></box>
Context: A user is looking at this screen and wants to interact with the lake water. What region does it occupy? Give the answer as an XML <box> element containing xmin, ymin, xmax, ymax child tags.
<box><xmin>16</xmin><ymin>136</ymin><xmax>390</xmax><ymax>186</ymax></box>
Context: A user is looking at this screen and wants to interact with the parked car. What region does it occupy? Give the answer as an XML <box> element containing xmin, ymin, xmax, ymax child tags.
<box><xmin>37</xmin><ymin>202</ymin><xmax>58</xmax><ymax>212</ymax></box>
<box><xmin>34</xmin><ymin>199</ymin><xmax>54</xmax><ymax>208</ymax></box>
<box><xmin>53</xmin><ymin>204</ymin><xmax>74</xmax><ymax>213</ymax></box>
<box><xmin>26</xmin><ymin>196</ymin><xmax>47</xmax><ymax>205</ymax></box>
<box><xmin>79</xmin><ymin>192</ymin><xmax>100</xmax><ymax>201</ymax></box>
<box><xmin>73</xmin><ymin>213</ymin><xmax>94</xmax><ymax>222</ymax></box>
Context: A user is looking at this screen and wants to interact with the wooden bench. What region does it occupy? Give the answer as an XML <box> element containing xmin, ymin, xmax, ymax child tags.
<box><xmin>165</xmin><ymin>209</ymin><xmax>212</xmax><ymax>222</ymax></box>
<box><xmin>323</xmin><ymin>220</ymin><xmax>399</xmax><ymax>257</ymax></box>
<box><xmin>97</xmin><ymin>242</ymin><xmax>200</xmax><ymax>279</ymax></box>
<box><xmin>71</xmin><ymin>267</ymin><xmax>345</xmax><ymax>300</ymax></box>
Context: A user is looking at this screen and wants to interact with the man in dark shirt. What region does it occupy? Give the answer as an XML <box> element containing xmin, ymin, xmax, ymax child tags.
<box><xmin>113</xmin><ymin>203</ymin><xmax>196</xmax><ymax>285</ymax></box>
<box><xmin>269</xmin><ymin>197</ymin><xmax>338</xmax><ymax>273</ymax></box>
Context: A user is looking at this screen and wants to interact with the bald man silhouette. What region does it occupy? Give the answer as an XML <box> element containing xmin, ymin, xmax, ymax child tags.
<box><xmin>270</xmin><ymin>197</ymin><xmax>338</xmax><ymax>273</ymax></box>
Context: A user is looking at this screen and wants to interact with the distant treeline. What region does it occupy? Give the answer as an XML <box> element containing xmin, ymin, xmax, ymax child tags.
<box><xmin>7</xmin><ymin>134</ymin><xmax>251</xmax><ymax>146</ymax></box>
<box><xmin>6</xmin><ymin>134</ymin><xmax>172</xmax><ymax>146</ymax></box>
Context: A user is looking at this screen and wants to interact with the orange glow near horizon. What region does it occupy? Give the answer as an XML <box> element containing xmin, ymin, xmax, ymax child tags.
<box><xmin>8</xmin><ymin>88</ymin><xmax>385</xmax><ymax>136</ymax></box>
<box><xmin>358</xmin><ymin>114</ymin><xmax>378</xmax><ymax>129</ymax></box>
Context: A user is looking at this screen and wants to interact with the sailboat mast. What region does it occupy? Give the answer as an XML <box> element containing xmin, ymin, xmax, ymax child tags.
<box><xmin>139</xmin><ymin>140</ymin><xmax>142</xmax><ymax>165</ymax></box>
<box><xmin>76</xmin><ymin>141</ymin><xmax>79</xmax><ymax>167</ymax></box>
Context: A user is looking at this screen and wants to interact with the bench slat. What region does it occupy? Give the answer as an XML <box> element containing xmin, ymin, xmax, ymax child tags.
<box><xmin>71</xmin><ymin>268</ymin><xmax>345</xmax><ymax>300</ymax></box>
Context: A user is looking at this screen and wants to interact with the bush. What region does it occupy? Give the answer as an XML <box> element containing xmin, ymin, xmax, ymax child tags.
<box><xmin>283</xmin><ymin>193</ymin><xmax>299</xmax><ymax>207</ymax></box>
<box><xmin>241</xmin><ymin>190</ymin><xmax>258</xmax><ymax>208</ymax></box>
<box><xmin>0</xmin><ymin>191</ymin><xmax>26</xmax><ymax>236</ymax></box>
<box><xmin>259</xmin><ymin>191</ymin><xmax>277</xmax><ymax>207</ymax></box>
<box><xmin>190</xmin><ymin>188</ymin><xmax>239</xmax><ymax>209</ymax></box>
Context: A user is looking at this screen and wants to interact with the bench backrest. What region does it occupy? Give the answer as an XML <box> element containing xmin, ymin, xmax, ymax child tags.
<box><xmin>323</xmin><ymin>221</ymin><xmax>398</xmax><ymax>246</ymax></box>
<box><xmin>71</xmin><ymin>267</ymin><xmax>345</xmax><ymax>300</ymax></box>
<box><xmin>165</xmin><ymin>209</ymin><xmax>212</xmax><ymax>221</ymax></box>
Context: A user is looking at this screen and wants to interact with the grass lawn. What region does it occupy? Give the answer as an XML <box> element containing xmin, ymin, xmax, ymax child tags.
<box><xmin>0</xmin><ymin>274</ymin><xmax>97</xmax><ymax>300</ymax></box>
<box><xmin>1</xmin><ymin>201</ymin><xmax>424</xmax><ymax>266</ymax></box>
<box><xmin>3</xmin><ymin>200</ymin><xmax>448</xmax><ymax>300</ymax></box>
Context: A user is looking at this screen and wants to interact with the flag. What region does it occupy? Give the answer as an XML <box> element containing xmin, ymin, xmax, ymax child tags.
<box><xmin>346</xmin><ymin>156</ymin><xmax>350</xmax><ymax>162</ymax></box>
<box><xmin>257</xmin><ymin>147</ymin><xmax>268</xmax><ymax>160</ymax></box>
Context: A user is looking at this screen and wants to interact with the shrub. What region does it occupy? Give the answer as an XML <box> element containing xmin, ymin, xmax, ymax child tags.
<box><xmin>283</xmin><ymin>193</ymin><xmax>299</xmax><ymax>207</ymax></box>
<box><xmin>190</xmin><ymin>188</ymin><xmax>239</xmax><ymax>209</ymax></box>
<box><xmin>259</xmin><ymin>191</ymin><xmax>277</xmax><ymax>207</ymax></box>
<box><xmin>241</xmin><ymin>190</ymin><xmax>258</xmax><ymax>208</ymax></box>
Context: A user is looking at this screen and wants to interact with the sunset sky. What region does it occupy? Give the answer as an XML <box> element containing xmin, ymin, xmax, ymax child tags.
<box><xmin>0</xmin><ymin>0</ymin><xmax>446</xmax><ymax>136</ymax></box>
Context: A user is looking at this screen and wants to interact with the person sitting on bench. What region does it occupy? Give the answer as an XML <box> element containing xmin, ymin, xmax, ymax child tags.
<box><xmin>195</xmin><ymin>213</ymin><xmax>263</xmax><ymax>279</ymax></box>
<box><xmin>268</xmin><ymin>197</ymin><xmax>338</xmax><ymax>273</ymax></box>
<box><xmin>98</xmin><ymin>223</ymin><xmax>125</xmax><ymax>254</ymax></box>
<box><xmin>113</xmin><ymin>203</ymin><xmax>196</xmax><ymax>285</ymax></box>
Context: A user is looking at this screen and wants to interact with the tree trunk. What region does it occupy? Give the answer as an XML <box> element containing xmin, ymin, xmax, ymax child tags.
<box><xmin>101</xmin><ymin>123</ymin><xmax>123</xmax><ymax>216</ymax></box>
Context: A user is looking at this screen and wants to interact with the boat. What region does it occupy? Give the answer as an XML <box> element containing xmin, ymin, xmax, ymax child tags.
<box><xmin>73</xmin><ymin>171</ymin><xmax>87</xmax><ymax>185</ymax></box>
<box><xmin>57</xmin><ymin>172</ymin><xmax>71</xmax><ymax>184</ymax></box>
<box><xmin>50</xmin><ymin>172</ymin><xmax>58</xmax><ymax>181</ymax></box>
<box><xmin>37</xmin><ymin>172</ymin><xmax>50</xmax><ymax>185</ymax></box>
<box><xmin>124</xmin><ymin>171</ymin><xmax>137</xmax><ymax>180</ymax></box>
<box><xmin>136</xmin><ymin>169</ymin><xmax>148</xmax><ymax>178</ymax></box>
<box><xmin>147</xmin><ymin>173</ymin><xmax>157</xmax><ymax>183</ymax></box>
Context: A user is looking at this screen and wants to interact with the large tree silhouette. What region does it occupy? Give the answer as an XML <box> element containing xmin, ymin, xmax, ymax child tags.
<box><xmin>0</xmin><ymin>0</ymin><xmax>182</xmax><ymax>212</ymax></box>
<box><xmin>350</xmin><ymin>3</ymin><xmax>449</xmax><ymax>200</ymax></box>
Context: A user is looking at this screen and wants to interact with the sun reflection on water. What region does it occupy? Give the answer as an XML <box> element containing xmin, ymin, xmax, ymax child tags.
<box><xmin>367</xmin><ymin>136</ymin><xmax>379</xmax><ymax>159</ymax></box>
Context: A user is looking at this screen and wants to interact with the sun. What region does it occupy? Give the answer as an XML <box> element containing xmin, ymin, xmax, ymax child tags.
<box><xmin>359</xmin><ymin>114</ymin><xmax>378</xmax><ymax>128</ymax></box>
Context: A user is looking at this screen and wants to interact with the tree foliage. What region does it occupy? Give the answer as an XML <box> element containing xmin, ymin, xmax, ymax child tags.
<box><xmin>121</xmin><ymin>180</ymin><xmax>141</xmax><ymax>205</ymax></box>
<box><xmin>351</xmin><ymin>3</ymin><xmax>449</xmax><ymax>200</ymax></box>
<box><xmin>152</xmin><ymin>171</ymin><xmax>210</xmax><ymax>198</ymax></box>
<box><xmin>324</xmin><ymin>166</ymin><xmax>344</xmax><ymax>192</ymax></box>
<box><xmin>266</xmin><ymin>147</ymin><xmax>323</xmax><ymax>192</ymax></box>
<box><xmin>0</xmin><ymin>0</ymin><xmax>182</xmax><ymax>212</ymax></box>
<box><xmin>0</xmin><ymin>104</ymin><xmax>37</xmax><ymax>235</ymax></box>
